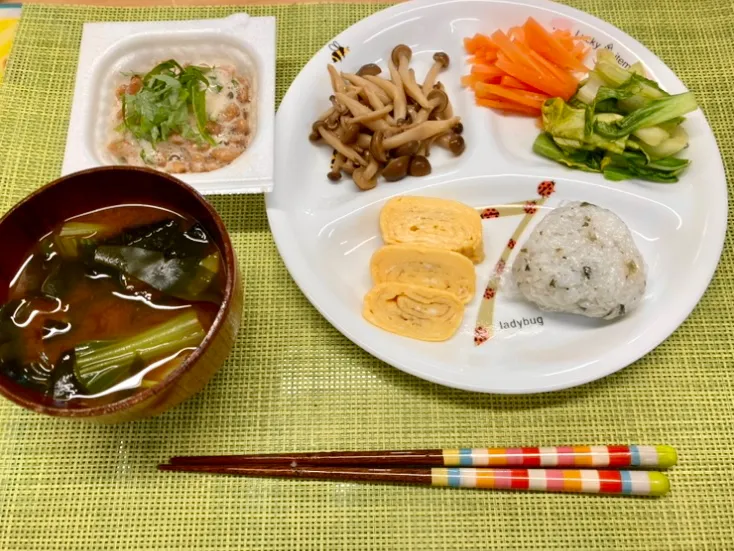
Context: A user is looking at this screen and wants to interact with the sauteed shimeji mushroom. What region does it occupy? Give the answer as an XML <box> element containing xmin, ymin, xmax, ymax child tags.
<box><xmin>309</xmin><ymin>44</ymin><xmax>466</xmax><ymax>190</ymax></box>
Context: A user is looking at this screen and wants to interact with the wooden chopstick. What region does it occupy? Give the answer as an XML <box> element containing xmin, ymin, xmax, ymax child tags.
<box><xmin>157</xmin><ymin>464</ymin><xmax>671</xmax><ymax>496</ymax></box>
<box><xmin>168</xmin><ymin>445</ymin><xmax>677</xmax><ymax>470</ymax></box>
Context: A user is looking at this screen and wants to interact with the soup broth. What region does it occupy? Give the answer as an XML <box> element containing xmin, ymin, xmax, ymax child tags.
<box><xmin>0</xmin><ymin>204</ymin><xmax>223</xmax><ymax>408</ymax></box>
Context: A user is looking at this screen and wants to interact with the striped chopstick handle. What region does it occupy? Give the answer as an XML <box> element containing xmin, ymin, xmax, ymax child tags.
<box><xmin>432</xmin><ymin>468</ymin><xmax>669</xmax><ymax>496</ymax></box>
<box><xmin>442</xmin><ymin>445</ymin><xmax>677</xmax><ymax>469</ymax></box>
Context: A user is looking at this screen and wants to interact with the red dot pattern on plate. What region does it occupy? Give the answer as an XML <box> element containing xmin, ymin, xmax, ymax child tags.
<box><xmin>537</xmin><ymin>180</ymin><xmax>556</xmax><ymax>198</ymax></box>
<box><xmin>483</xmin><ymin>287</ymin><xmax>496</xmax><ymax>300</ymax></box>
<box><xmin>481</xmin><ymin>208</ymin><xmax>500</xmax><ymax>219</ymax></box>
<box><xmin>524</xmin><ymin>201</ymin><xmax>538</xmax><ymax>215</ymax></box>
<box><xmin>507</xmin><ymin>238</ymin><xmax>516</xmax><ymax>249</ymax></box>
<box><xmin>474</xmin><ymin>326</ymin><xmax>489</xmax><ymax>345</ymax></box>
<box><xmin>495</xmin><ymin>259</ymin><xmax>506</xmax><ymax>275</ymax></box>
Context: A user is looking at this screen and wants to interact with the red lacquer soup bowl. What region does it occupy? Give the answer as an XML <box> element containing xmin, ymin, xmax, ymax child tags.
<box><xmin>0</xmin><ymin>167</ymin><xmax>242</xmax><ymax>423</ymax></box>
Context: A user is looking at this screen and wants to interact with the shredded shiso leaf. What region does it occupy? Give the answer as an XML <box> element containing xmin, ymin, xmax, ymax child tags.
<box><xmin>121</xmin><ymin>59</ymin><xmax>218</xmax><ymax>148</ymax></box>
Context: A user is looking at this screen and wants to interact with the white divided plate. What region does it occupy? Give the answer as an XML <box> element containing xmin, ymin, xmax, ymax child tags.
<box><xmin>62</xmin><ymin>14</ymin><xmax>276</xmax><ymax>195</ymax></box>
<box><xmin>266</xmin><ymin>0</ymin><xmax>727</xmax><ymax>393</ymax></box>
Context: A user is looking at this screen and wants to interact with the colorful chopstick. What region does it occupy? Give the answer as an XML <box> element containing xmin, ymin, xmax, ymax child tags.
<box><xmin>168</xmin><ymin>445</ymin><xmax>677</xmax><ymax>469</ymax></box>
<box><xmin>158</xmin><ymin>465</ymin><xmax>670</xmax><ymax>496</ymax></box>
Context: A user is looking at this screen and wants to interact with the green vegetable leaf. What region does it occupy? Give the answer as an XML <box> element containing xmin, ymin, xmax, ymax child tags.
<box><xmin>73</xmin><ymin>311</ymin><xmax>205</xmax><ymax>395</ymax></box>
<box><xmin>120</xmin><ymin>59</ymin><xmax>217</xmax><ymax>148</ymax></box>
<box><xmin>532</xmin><ymin>133</ymin><xmax>603</xmax><ymax>173</ymax></box>
<box><xmin>533</xmin><ymin>51</ymin><xmax>693</xmax><ymax>184</ymax></box>
<box><xmin>541</xmin><ymin>98</ymin><xmax>586</xmax><ymax>141</ymax></box>
<box><xmin>600</xmin><ymin>151</ymin><xmax>689</xmax><ymax>183</ymax></box>
<box><xmin>150</xmin><ymin>74</ymin><xmax>181</xmax><ymax>89</ymax></box>
<box><xmin>190</xmin><ymin>82</ymin><xmax>217</xmax><ymax>147</ymax></box>
<box><xmin>594</xmin><ymin>92</ymin><xmax>698</xmax><ymax>139</ymax></box>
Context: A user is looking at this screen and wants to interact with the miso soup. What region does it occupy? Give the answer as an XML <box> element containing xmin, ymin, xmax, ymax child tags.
<box><xmin>0</xmin><ymin>204</ymin><xmax>224</xmax><ymax>408</ymax></box>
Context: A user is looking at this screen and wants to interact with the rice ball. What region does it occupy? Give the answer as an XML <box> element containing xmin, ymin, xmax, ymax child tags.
<box><xmin>512</xmin><ymin>201</ymin><xmax>646</xmax><ymax>320</ymax></box>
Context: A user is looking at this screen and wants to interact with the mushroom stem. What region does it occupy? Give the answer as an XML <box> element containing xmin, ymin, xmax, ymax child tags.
<box><xmin>393</xmin><ymin>47</ymin><xmax>431</xmax><ymax>109</ymax></box>
<box><xmin>318</xmin><ymin>125</ymin><xmax>367</xmax><ymax>166</ymax></box>
<box><xmin>442</xmin><ymin>101</ymin><xmax>454</xmax><ymax>119</ymax></box>
<box><xmin>413</xmin><ymin>89</ymin><xmax>449</xmax><ymax>124</ymax></box>
<box><xmin>352</xmin><ymin>157</ymin><xmax>379</xmax><ymax>190</ymax></box>
<box><xmin>328</xmin><ymin>153</ymin><xmax>346</xmax><ymax>181</ymax></box>
<box><xmin>400</xmin><ymin>67</ymin><xmax>430</xmax><ymax>108</ymax></box>
<box><xmin>346</xmin><ymin>104</ymin><xmax>394</xmax><ymax>124</ymax></box>
<box><xmin>363</xmin><ymin>75</ymin><xmax>398</xmax><ymax>101</ymax></box>
<box><xmin>316</xmin><ymin>105</ymin><xmax>336</xmax><ymax>122</ymax></box>
<box><xmin>342</xmin><ymin>73</ymin><xmax>391</xmax><ymax>104</ymax></box>
<box><xmin>364</xmin><ymin>156</ymin><xmax>379</xmax><ymax>181</ymax></box>
<box><xmin>416</xmin><ymin>141</ymin><xmax>429</xmax><ymax>157</ymax></box>
<box><xmin>387</xmin><ymin>58</ymin><xmax>408</xmax><ymax>122</ymax></box>
<box><xmin>382</xmin><ymin>117</ymin><xmax>461</xmax><ymax>150</ymax></box>
<box><xmin>409</xmin><ymin>68</ymin><xmax>420</xmax><ymax>92</ymax></box>
<box><xmin>363</xmin><ymin>87</ymin><xmax>386</xmax><ymax>111</ymax></box>
<box><xmin>422</xmin><ymin>53</ymin><xmax>450</xmax><ymax>96</ymax></box>
<box><xmin>327</xmin><ymin>64</ymin><xmax>346</xmax><ymax>94</ymax></box>
<box><xmin>334</xmin><ymin>93</ymin><xmax>391</xmax><ymax>132</ymax></box>
<box><xmin>413</xmin><ymin>110</ymin><xmax>430</xmax><ymax>125</ymax></box>
<box><xmin>328</xmin><ymin>95</ymin><xmax>349</xmax><ymax>119</ymax></box>
<box><xmin>422</xmin><ymin>70</ymin><xmax>441</xmax><ymax>96</ymax></box>
<box><xmin>432</xmin><ymin>82</ymin><xmax>454</xmax><ymax>118</ymax></box>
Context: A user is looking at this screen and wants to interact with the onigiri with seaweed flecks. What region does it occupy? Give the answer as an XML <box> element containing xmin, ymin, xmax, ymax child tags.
<box><xmin>511</xmin><ymin>201</ymin><xmax>646</xmax><ymax>320</ymax></box>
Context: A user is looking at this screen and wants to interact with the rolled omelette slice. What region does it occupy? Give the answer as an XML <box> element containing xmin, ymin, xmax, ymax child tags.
<box><xmin>363</xmin><ymin>282</ymin><xmax>464</xmax><ymax>342</ymax></box>
<box><xmin>379</xmin><ymin>196</ymin><xmax>485</xmax><ymax>264</ymax></box>
<box><xmin>370</xmin><ymin>244</ymin><xmax>476</xmax><ymax>304</ymax></box>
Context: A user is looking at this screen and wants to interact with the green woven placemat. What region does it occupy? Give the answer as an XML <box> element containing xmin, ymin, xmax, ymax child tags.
<box><xmin>1</xmin><ymin>2</ymin><xmax>733</xmax><ymax>549</ymax></box>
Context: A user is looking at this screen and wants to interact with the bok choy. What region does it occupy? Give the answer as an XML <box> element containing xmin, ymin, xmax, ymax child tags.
<box><xmin>73</xmin><ymin>310</ymin><xmax>205</xmax><ymax>394</ymax></box>
<box><xmin>533</xmin><ymin>49</ymin><xmax>697</xmax><ymax>183</ymax></box>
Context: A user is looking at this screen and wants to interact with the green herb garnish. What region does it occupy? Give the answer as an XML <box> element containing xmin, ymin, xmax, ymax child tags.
<box><xmin>121</xmin><ymin>59</ymin><xmax>218</xmax><ymax>148</ymax></box>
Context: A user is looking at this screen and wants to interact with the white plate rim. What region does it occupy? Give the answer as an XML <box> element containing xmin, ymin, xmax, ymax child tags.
<box><xmin>266</xmin><ymin>0</ymin><xmax>729</xmax><ymax>394</ymax></box>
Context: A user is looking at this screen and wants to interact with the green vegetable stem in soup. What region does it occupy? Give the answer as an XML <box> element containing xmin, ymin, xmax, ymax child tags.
<box><xmin>108</xmin><ymin>59</ymin><xmax>254</xmax><ymax>174</ymax></box>
<box><xmin>0</xmin><ymin>205</ymin><xmax>224</xmax><ymax>408</ymax></box>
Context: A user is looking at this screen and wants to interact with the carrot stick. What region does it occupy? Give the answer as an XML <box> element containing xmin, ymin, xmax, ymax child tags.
<box><xmin>460</xmin><ymin>74</ymin><xmax>479</xmax><ymax>88</ymax></box>
<box><xmin>495</xmin><ymin>54</ymin><xmax>567</xmax><ymax>98</ymax></box>
<box><xmin>463</xmin><ymin>36</ymin><xmax>479</xmax><ymax>54</ymax></box>
<box><xmin>475</xmin><ymin>82</ymin><xmax>548</xmax><ymax>108</ymax></box>
<box><xmin>464</xmin><ymin>19</ymin><xmax>590</xmax><ymax>118</ymax></box>
<box><xmin>493</xmin><ymin>30</ymin><xmax>569</xmax><ymax>93</ymax></box>
<box><xmin>523</xmin><ymin>17</ymin><xmax>589</xmax><ymax>72</ymax></box>
<box><xmin>482</xmin><ymin>49</ymin><xmax>499</xmax><ymax>63</ymax></box>
<box><xmin>514</xmin><ymin>37</ymin><xmax>576</xmax><ymax>96</ymax></box>
<box><xmin>490</xmin><ymin>30</ymin><xmax>533</xmax><ymax>69</ymax></box>
<box><xmin>508</xmin><ymin>26</ymin><xmax>525</xmax><ymax>42</ymax></box>
<box><xmin>526</xmin><ymin>49</ymin><xmax>577</xmax><ymax>97</ymax></box>
<box><xmin>500</xmin><ymin>75</ymin><xmax>537</xmax><ymax>91</ymax></box>
<box><xmin>470</xmin><ymin>63</ymin><xmax>506</xmax><ymax>81</ymax></box>
<box><xmin>571</xmin><ymin>42</ymin><xmax>590</xmax><ymax>60</ymax></box>
<box><xmin>477</xmin><ymin>97</ymin><xmax>539</xmax><ymax>115</ymax></box>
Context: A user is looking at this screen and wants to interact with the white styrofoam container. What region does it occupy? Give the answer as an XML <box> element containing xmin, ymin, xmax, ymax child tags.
<box><xmin>62</xmin><ymin>13</ymin><xmax>276</xmax><ymax>195</ymax></box>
